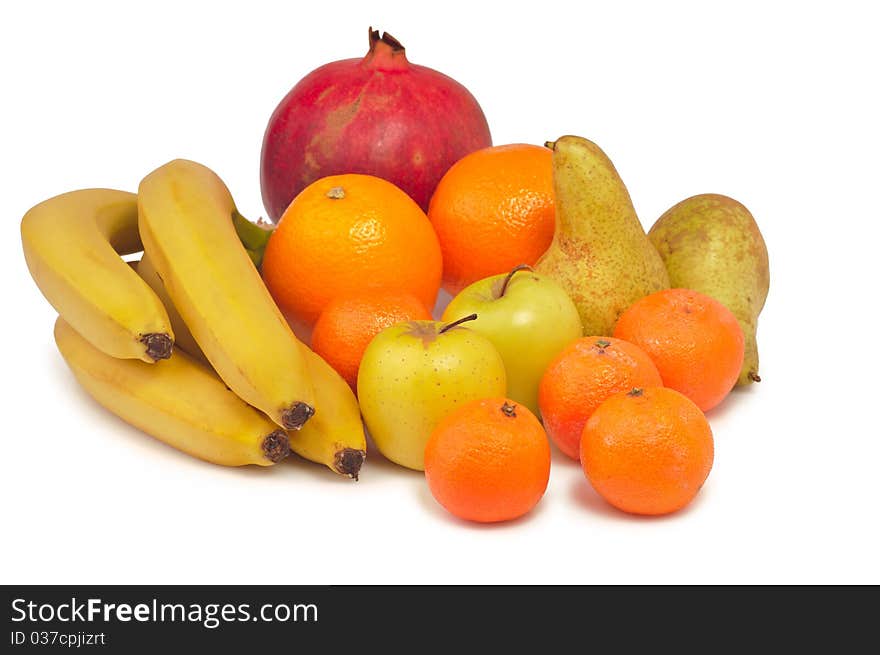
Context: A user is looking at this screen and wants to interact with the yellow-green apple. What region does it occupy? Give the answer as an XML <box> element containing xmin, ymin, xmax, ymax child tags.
<box><xmin>357</xmin><ymin>315</ymin><xmax>506</xmax><ymax>470</ymax></box>
<box><xmin>442</xmin><ymin>266</ymin><xmax>582</xmax><ymax>415</ymax></box>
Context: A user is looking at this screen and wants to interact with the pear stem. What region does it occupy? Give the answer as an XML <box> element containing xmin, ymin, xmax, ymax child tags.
<box><xmin>439</xmin><ymin>313</ymin><xmax>478</xmax><ymax>334</ymax></box>
<box><xmin>499</xmin><ymin>264</ymin><xmax>533</xmax><ymax>298</ymax></box>
<box><xmin>749</xmin><ymin>371</ymin><xmax>762</xmax><ymax>383</ymax></box>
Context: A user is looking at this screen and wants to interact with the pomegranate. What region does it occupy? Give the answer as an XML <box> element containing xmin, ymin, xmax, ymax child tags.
<box><xmin>260</xmin><ymin>28</ymin><xmax>492</xmax><ymax>220</ymax></box>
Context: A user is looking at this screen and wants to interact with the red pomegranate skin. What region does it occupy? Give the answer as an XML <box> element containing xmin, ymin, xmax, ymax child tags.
<box><xmin>260</xmin><ymin>30</ymin><xmax>492</xmax><ymax>220</ymax></box>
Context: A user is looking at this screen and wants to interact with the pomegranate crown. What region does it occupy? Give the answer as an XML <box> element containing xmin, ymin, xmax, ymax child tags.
<box><xmin>364</xmin><ymin>27</ymin><xmax>409</xmax><ymax>71</ymax></box>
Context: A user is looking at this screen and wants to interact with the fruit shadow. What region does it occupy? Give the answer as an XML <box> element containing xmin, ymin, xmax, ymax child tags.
<box><xmin>431</xmin><ymin>289</ymin><xmax>453</xmax><ymax>320</ymax></box>
<box><xmin>706</xmin><ymin>383</ymin><xmax>761</xmax><ymax>422</ymax></box>
<box><xmin>413</xmin><ymin>435</ymin><xmax>599</xmax><ymax>528</ymax></box>
<box><xmin>52</xmin><ymin>355</ymin><xmax>292</xmax><ymax>484</ymax></box>
<box><xmin>568</xmin><ymin>475</ymin><xmax>711</xmax><ymax>521</ymax></box>
<box><xmin>368</xmin><ymin>430</ymin><xmax>556</xmax><ymax>528</ymax></box>
<box><xmin>290</xmin><ymin>428</ymin><xmax>429</xmax><ymax>486</ymax></box>
<box><xmin>414</xmin><ymin>482</ymin><xmax>550</xmax><ymax>530</ymax></box>
<box><xmin>544</xmin><ymin>444</ymin><xmax>635</xmax><ymax>521</ymax></box>
<box><xmin>52</xmin><ymin>346</ymin><xmax>419</xmax><ymax>488</ymax></box>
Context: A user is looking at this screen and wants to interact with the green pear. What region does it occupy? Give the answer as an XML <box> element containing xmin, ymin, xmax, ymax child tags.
<box><xmin>648</xmin><ymin>193</ymin><xmax>769</xmax><ymax>386</ymax></box>
<box><xmin>535</xmin><ymin>135</ymin><xmax>669</xmax><ymax>335</ymax></box>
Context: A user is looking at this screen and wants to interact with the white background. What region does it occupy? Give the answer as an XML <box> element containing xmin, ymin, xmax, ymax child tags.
<box><xmin>2</xmin><ymin>0</ymin><xmax>878</xmax><ymax>584</ymax></box>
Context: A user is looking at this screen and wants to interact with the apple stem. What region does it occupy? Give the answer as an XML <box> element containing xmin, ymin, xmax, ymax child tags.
<box><xmin>439</xmin><ymin>313</ymin><xmax>478</xmax><ymax>334</ymax></box>
<box><xmin>499</xmin><ymin>264</ymin><xmax>534</xmax><ymax>298</ymax></box>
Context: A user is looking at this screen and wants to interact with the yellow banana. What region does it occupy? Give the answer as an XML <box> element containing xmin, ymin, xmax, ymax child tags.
<box><xmin>135</xmin><ymin>253</ymin><xmax>208</xmax><ymax>366</ymax></box>
<box><xmin>21</xmin><ymin>189</ymin><xmax>173</xmax><ymax>362</ymax></box>
<box><xmin>54</xmin><ymin>317</ymin><xmax>290</xmax><ymax>467</ymax></box>
<box><xmin>137</xmin><ymin>159</ymin><xmax>315</xmax><ymax>430</ymax></box>
<box><xmin>137</xmin><ymin>252</ymin><xmax>367</xmax><ymax>478</ymax></box>
<box><xmin>291</xmin><ymin>346</ymin><xmax>367</xmax><ymax>479</ymax></box>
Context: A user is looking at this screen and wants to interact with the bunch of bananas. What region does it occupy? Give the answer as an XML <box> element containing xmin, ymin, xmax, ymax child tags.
<box><xmin>21</xmin><ymin>159</ymin><xmax>367</xmax><ymax>477</ymax></box>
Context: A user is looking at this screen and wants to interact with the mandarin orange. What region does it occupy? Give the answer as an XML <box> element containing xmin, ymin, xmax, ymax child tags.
<box><xmin>580</xmin><ymin>387</ymin><xmax>714</xmax><ymax>516</ymax></box>
<box><xmin>427</xmin><ymin>144</ymin><xmax>554</xmax><ymax>295</ymax></box>
<box><xmin>613</xmin><ymin>289</ymin><xmax>744</xmax><ymax>411</ymax></box>
<box><xmin>424</xmin><ymin>398</ymin><xmax>551</xmax><ymax>523</ymax></box>
<box><xmin>539</xmin><ymin>337</ymin><xmax>663</xmax><ymax>460</ymax></box>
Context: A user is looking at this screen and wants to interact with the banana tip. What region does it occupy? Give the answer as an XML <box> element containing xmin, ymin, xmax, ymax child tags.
<box><xmin>262</xmin><ymin>430</ymin><xmax>291</xmax><ymax>463</ymax></box>
<box><xmin>141</xmin><ymin>333</ymin><xmax>173</xmax><ymax>361</ymax></box>
<box><xmin>282</xmin><ymin>402</ymin><xmax>315</xmax><ymax>430</ymax></box>
<box><xmin>335</xmin><ymin>448</ymin><xmax>366</xmax><ymax>480</ymax></box>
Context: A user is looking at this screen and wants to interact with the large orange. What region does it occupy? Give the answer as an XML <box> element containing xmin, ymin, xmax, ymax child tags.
<box><xmin>580</xmin><ymin>387</ymin><xmax>714</xmax><ymax>516</ymax></box>
<box><xmin>427</xmin><ymin>144</ymin><xmax>554</xmax><ymax>295</ymax></box>
<box><xmin>538</xmin><ymin>337</ymin><xmax>663</xmax><ymax>460</ymax></box>
<box><xmin>262</xmin><ymin>174</ymin><xmax>442</xmax><ymax>334</ymax></box>
<box><xmin>424</xmin><ymin>398</ymin><xmax>551</xmax><ymax>523</ymax></box>
<box><xmin>613</xmin><ymin>289</ymin><xmax>745</xmax><ymax>412</ymax></box>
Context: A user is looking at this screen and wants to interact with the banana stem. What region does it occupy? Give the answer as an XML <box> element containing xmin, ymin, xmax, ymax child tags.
<box><xmin>232</xmin><ymin>211</ymin><xmax>274</xmax><ymax>269</ymax></box>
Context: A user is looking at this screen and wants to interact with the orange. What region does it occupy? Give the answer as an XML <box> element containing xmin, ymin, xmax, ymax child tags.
<box><xmin>262</xmin><ymin>174</ymin><xmax>442</xmax><ymax>334</ymax></box>
<box><xmin>538</xmin><ymin>337</ymin><xmax>663</xmax><ymax>460</ymax></box>
<box><xmin>580</xmin><ymin>387</ymin><xmax>714</xmax><ymax>515</ymax></box>
<box><xmin>427</xmin><ymin>144</ymin><xmax>554</xmax><ymax>295</ymax></box>
<box><xmin>311</xmin><ymin>292</ymin><xmax>432</xmax><ymax>391</ymax></box>
<box><xmin>424</xmin><ymin>398</ymin><xmax>551</xmax><ymax>523</ymax></box>
<box><xmin>613</xmin><ymin>289</ymin><xmax>744</xmax><ymax>412</ymax></box>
